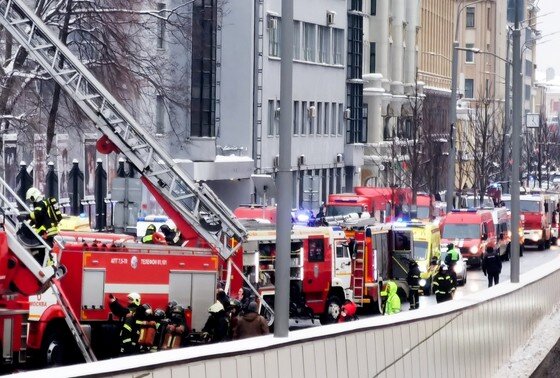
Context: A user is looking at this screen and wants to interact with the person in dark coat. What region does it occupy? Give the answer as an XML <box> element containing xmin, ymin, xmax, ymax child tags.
<box><xmin>202</xmin><ymin>301</ymin><xmax>230</xmax><ymax>343</ymax></box>
<box><xmin>406</xmin><ymin>259</ymin><xmax>421</xmax><ymax>310</ymax></box>
<box><xmin>482</xmin><ymin>246</ymin><xmax>502</xmax><ymax>287</ymax></box>
<box><xmin>233</xmin><ymin>301</ymin><xmax>269</xmax><ymax>340</ymax></box>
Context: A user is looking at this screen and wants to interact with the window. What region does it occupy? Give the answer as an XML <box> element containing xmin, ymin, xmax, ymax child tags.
<box><xmin>268</xmin><ymin>100</ymin><xmax>275</xmax><ymax>136</ymax></box>
<box><xmin>293</xmin><ymin>21</ymin><xmax>301</xmax><ymax>60</ymax></box>
<box><xmin>318</xmin><ymin>26</ymin><xmax>330</xmax><ymax>63</ymax></box>
<box><xmin>525</xmin><ymin>84</ymin><xmax>531</xmax><ymax>101</ymax></box>
<box><xmin>308</xmin><ymin>238</ymin><xmax>325</xmax><ymax>262</ymax></box>
<box><xmin>331</xmin><ymin>102</ymin><xmax>337</xmax><ymax>134</ymax></box>
<box><xmin>465</xmin><ymin>43</ymin><xmax>475</xmax><ymax>63</ymax></box>
<box><xmin>324</xmin><ymin>103</ymin><xmax>329</xmax><ymax>134</ymax></box>
<box><xmin>304</xmin><ymin>23</ymin><xmax>316</xmax><ymax>61</ymax></box>
<box><xmin>371</xmin><ymin>0</ymin><xmax>376</xmax><ymax>15</ymax></box>
<box><xmin>317</xmin><ymin>102</ymin><xmax>323</xmax><ymax>134</ymax></box>
<box><xmin>268</xmin><ymin>16</ymin><xmax>281</xmax><ymax>57</ymax></box>
<box><xmin>338</xmin><ymin>103</ymin><xmax>343</xmax><ymax>134</ymax></box>
<box><xmin>465</xmin><ymin>78</ymin><xmax>474</xmax><ymax>99</ymax></box>
<box><xmin>308</xmin><ymin>101</ymin><xmax>315</xmax><ymax>134</ymax></box>
<box><xmin>466</xmin><ymin>7</ymin><xmax>475</xmax><ymax>28</ymax></box>
<box><xmin>333</xmin><ymin>29</ymin><xmax>344</xmax><ymax>64</ymax></box>
<box><xmin>369</xmin><ymin>42</ymin><xmax>376</xmax><ymax>72</ymax></box>
<box><xmin>156</xmin><ymin>3</ymin><xmax>166</xmax><ymax>49</ymax></box>
<box><xmin>525</xmin><ymin>59</ymin><xmax>533</xmax><ymax>76</ymax></box>
<box><xmin>301</xmin><ymin>101</ymin><xmax>307</xmax><ymax>134</ymax></box>
<box><xmin>155</xmin><ymin>95</ymin><xmax>165</xmax><ymax>134</ymax></box>
<box><xmin>293</xmin><ymin>101</ymin><xmax>300</xmax><ymax>135</ymax></box>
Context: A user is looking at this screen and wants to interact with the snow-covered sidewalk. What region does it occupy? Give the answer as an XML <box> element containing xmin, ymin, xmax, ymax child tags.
<box><xmin>495</xmin><ymin>303</ymin><xmax>560</xmax><ymax>377</ymax></box>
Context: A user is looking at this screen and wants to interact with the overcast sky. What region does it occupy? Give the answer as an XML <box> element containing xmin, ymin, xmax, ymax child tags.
<box><xmin>535</xmin><ymin>0</ymin><xmax>560</xmax><ymax>79</ymax></box>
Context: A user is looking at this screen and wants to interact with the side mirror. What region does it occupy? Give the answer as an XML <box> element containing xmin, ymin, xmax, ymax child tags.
<box><xmin>481</xmin><ymin>233</ymin><xmax>488</xmax><ymax>241</ymax></box>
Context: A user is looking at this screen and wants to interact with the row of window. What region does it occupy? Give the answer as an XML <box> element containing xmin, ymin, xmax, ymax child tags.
<box><xmin>267</xmin><ymin>100</ymin><xmax>345</xmax><ymax>137</ymax></box>
<box><xmin>269</xmin><ymin>17</ymin><xmax>344</xmax><ymax>65</ymax></box>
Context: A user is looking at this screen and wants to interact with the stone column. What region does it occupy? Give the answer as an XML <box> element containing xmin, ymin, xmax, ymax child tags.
<box><xmin>404</xmin><ymin>0</ymin><xmax>419</xmax><ymax>85</ymax></box>
<box><xmin>390</xmin><ymin>0</ymin><xmax>405</xmax><ymax>88</ymax></box>
<box><xmin>375</xmin><ymin>0</ymin><xmax>390</xmax><ymax>81</ymax></box>
<box><xmin>363</xmin><ymin>73</ymin><xmax>386</xmax><ymax>144</ymax></box>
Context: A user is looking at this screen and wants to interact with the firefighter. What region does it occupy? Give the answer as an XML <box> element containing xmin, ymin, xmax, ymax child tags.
<box><xmin>141</xmin><ymin>224</ymin><xmax>165</xmax><ymax>244</ymax></box>
<box><xmin>152</xmin><ymin>308</ymin><xmax>167</xmax><ymax>351</ymax></box>
<box><xmin>109</xmin><ymin>292</ymin><xmax>143</xmax><ymax>355</ymax></box>
<box><xmin>433</xmin><ymin>264</ymin><xmax>455</xmax><ymax>303</ymax></box>
<box><xmin>24</xmin><ymin>187</ymin><xmax>63</xmax><ymax>246</ymax></box>
<box><xmin>381</xmin><ymin>281</ymin><xmax>401</xmax><ymax>315</ymax></box>
<box><xmin>161</xmin><ymin>304</ymin><xmax>187</xmax><ymax>349</ymax></box>
<box><xmin>136</xmin><ymin>304</ymin><xmax>157</xmax><ymax>353</ymax></box>
<box><xmin>445</xmin><ymin>243</ymin><xmax>460</xmax><ymax>287</ymax></box>
<box><xmin>337</xmin><ymin>300</ymin><xmax>358</xmax><ymax>322</ymax></box>
<box><xmin>201</xmin><ymin>301</ymin><xmax>230</xmax><ymax>343</ymax></box>
<box><xmin>159</xmin><ymin>224</ymin><xmax>187</xmax><ymax>246</ymax></box>
<box><xmin>407</xmin><ymin>259</ymin><xmax>421</xmax><ymax>310</ymax></box>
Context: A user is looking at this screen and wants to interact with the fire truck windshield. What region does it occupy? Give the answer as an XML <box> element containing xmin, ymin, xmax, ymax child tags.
<box><xmin>442</xmin><ymin>224</ymin><xmax>480</xmax><ymax>239</ymax></box>
<box><xmin>326</xmin><ymin>205</ymin><xmax>364</xmax><ymax>217</ymax></box>
<box><xmin>413</xmin><ymin>241</ymin><xmax>428</xmax><ymax>260</ymax></box>
<box><xmin>519</xmin><ymin>200</ymin><xmax>540</xmax><ymax>212</ymax></box>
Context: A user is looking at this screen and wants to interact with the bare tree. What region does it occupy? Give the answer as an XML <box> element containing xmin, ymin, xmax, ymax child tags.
<box><xmin>462</xmin><ymin>85</ymin><xmax>505</xmax><ymax>203</ymax></box>
<box><xmin>0</xmin><ymin>0</ymin><xmax>197</xmax><ymax>155</ymax></box>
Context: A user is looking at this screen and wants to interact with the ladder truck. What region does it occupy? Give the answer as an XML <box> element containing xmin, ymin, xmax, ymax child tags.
<box><xmin>0</xmin><ymin>0</ymin><xmax>248</xmax><ymax>369</ymax></box>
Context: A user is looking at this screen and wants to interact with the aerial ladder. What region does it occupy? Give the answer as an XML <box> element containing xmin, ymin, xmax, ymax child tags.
<box><xmin>0</xmin><ymin>0</ymin><xmax>249</xmax><ymax>365</ymax></box>
<box><xmin>0</xmin><ymin>176</ymin><xmax>97</xmax><ymax>363</ymax></box>
<box><xmin>0</xmin><ymin>0</ymin><xmax>248</xmax><ymax>261</ymax></box>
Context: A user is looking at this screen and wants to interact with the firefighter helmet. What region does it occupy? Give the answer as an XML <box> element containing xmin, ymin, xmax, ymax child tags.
<box><xmin>208</xmin><ymin>301</ymin><xmax>224</xmax><ymax>313</ymax></box>
<box><xmin>172</xmin><ymin>305</ymin><xmax>184</xmax><ymax>315</ymax></box>
<box><xmin>127</xmin><ymin>292</ymin><xmax>141</xmax><ymax>307</ymax></box>
<box><xmin>154</xmin><ymin>308</ymin><xmax>166</xmax><ymax>319</ymax></box>
<box><xmin>26</xmin><ymin>187</ymin><xmax>43</xmax><ymax>203</ymax></box>
<box><xmin>146</xmin><ymin>224</ymin><xmax>156</xmax><ymax>235</ymax></box>
<box><xmin>159</xmin><ymin>224</ymin><xmax>171</xmax><ymax>235</ymax></box>
<box><xmin>142</xmin><ymin>303</ymin><xmax>153</xmax><ymax>316</ymax></box>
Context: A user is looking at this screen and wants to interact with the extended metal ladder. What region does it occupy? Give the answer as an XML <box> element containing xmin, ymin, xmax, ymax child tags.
<box><xmin>0</xmin><ymin>177</ymin><xmax>96</xmax><ymax>362</ymax></box>
<box><xmin>50</xmin><ymin>280</ymin><xmax>96</xmax><ymax>363</ymax></box>
<box><xmin>0</xmin><ymin>0</ymin><xmax>247</xmax><ymax>260</ymax></box>
<box><xmin>352</xmin><ymin>240</ymin><xmax>366</xmax><ymax>306</ymax></box>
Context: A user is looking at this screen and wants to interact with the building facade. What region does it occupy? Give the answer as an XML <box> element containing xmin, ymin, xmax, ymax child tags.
<box><xmin>362</xmin><ymin>0</ymin><xmax>422</xmax><ymax>187</ymax></box>
<box><xmin>220</xmin><ymin>0</ymin><xmax>352</xmax><ymax>210</ymax></box>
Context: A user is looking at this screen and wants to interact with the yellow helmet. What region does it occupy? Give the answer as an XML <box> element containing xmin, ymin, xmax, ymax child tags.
<box><xmin>26</xmin><ymin>187</ymin><xmax>43</xmax><ymax>202</ymax></box>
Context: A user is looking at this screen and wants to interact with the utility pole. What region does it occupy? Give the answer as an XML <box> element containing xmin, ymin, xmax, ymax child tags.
<box><xmin>510</xmin><ymin>0</ymin><xmax>524</xmax><ymax>283</ymax></box>
<box><xmin>502</xmin><ymin>31</ymin><xmax>511</xmax><ymax>193</ymax></box>
<box><xmin>275</xmin><ymin>0</ymin><xmax>293</xmax><ymax>337</ymax></box>
<box><xmin>446</xmin><ymin>40</ymin><xmax>459</xmax><ymax>213</ymax></box>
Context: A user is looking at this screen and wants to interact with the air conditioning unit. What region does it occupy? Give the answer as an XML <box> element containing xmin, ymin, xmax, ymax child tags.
<box><xmin>267</xmin><ymin>16</ymin><xmax>278</xmax><ymax>30</ymax></box>
<box><xmin>298</xmin><ymin>154</ymin><xmax>306</xmax><ymax>166</ymax></box>
<box><xmin>327</xmin><ymin>11</ymin><xmax>335</xmax><ymax>26</ymax></box>
<box><xmin>308</xmin><ymin>105</ymin><xmax>317</xmax><ymax>118</ymax></box>
<box><xmin>343</xmin><ymin>108</ymin><xmax>351</xmax><ymax>120</ymax></box>
<box><xmin>274</xmin><ymin>107</ymin><xmax>281</xmax><ymax>120</ymax></box>
<box><xmin>336</xmin><ymin>153</ymin><xmax>343</xmax><ymax>164</ymax></box>
<box><xmin>273</xmin><ymin>155</ymin><xmax>279</xmax><ymax>168</ymax></box>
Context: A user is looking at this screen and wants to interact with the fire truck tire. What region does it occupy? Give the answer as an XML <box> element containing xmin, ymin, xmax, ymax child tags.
<box><xmin>538</xmin><ymin>240</ymin><xmax>545</xmax><ymax>251</ymax></box>
<box><xmin>40</xmin><ymin>326</ymin><xmax>81</xmax><ymax>367</ymax></box>
<box><xmin>320</xmin><ymin>296</ymin><xmax>342</xmax><ymax>325</ymax></box>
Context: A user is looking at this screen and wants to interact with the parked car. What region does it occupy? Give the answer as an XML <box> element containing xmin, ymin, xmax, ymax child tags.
<box><xmin>439</xmin><ymin>250</ymin><xmax>467</xmax><ymax>286</ymax></box>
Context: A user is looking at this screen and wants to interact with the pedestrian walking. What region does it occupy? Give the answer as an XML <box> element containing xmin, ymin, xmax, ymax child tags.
<box><xmin>482</xmin><ymin>246</ymin><xmax>502</xmax><ymax>287</ymax></box>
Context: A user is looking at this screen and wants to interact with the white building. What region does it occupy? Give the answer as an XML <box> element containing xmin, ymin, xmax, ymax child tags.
<box><xmin>220</xmin><ymin>0</ymin><xmax>356</xmax><ymax>209</ymax></box>
<box><xmin>361</xmin><ymin>0</ymin><xmax>422</xmax><ymax>187</ymax></box>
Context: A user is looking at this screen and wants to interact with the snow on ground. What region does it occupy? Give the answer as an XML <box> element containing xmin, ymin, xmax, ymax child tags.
<box><xmin>495</xmin><ymin>303</ymin><xmax>560</xmax><ymax>377</ymax></box>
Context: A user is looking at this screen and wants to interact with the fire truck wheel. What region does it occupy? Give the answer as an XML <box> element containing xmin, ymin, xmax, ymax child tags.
<box><xmin>538</xmin><ymin>240</ymin><xmax>545</xmax><ymax>251</ymax></box>
<box><xmin>41</xmin><ymin>326</ymin><xmax>80</xmax><ymax>367</ymax></box>
<box><xmin>321</xmin><ymin>296</ymin><xmax>342</xmax><ymax>325</ymax></box>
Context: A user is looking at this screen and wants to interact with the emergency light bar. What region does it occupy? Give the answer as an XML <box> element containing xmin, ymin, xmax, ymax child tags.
<box><xmin>451</xmin><ymin>209</ymin><xmax>478</xmax><ymax>213</ymax></box>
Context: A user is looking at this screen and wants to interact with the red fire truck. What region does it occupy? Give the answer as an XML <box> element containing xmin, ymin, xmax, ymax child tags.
<box><xmin>0</xmin><ymin>0</ymin><xmax>248</xmax><ymax>370</ymax></box>
<box><xmin>517</xmin><ymin>193</ymin><xmax>553</xmax><ymax>250</ymax></box>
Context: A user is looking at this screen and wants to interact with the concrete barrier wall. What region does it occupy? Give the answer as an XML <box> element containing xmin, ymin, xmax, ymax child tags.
<box><xmin>33</xmin><ymin>259</ymin><xmax>560</xmax><ymax>378</ymax></box>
